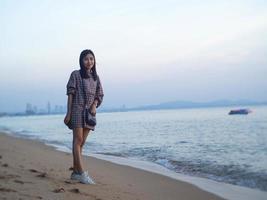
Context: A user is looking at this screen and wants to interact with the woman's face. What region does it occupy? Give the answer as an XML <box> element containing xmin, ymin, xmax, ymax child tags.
<box><xmin>83</xmin><ymin>53</ymin><xmax>95</xmax><ymax>70</ymax></box>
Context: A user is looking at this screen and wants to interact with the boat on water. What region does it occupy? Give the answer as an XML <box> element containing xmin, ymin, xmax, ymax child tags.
<box><xmin>228</xmin><ymin>108</ymin><xmax>252</xmax><ymax>115</ymax></box>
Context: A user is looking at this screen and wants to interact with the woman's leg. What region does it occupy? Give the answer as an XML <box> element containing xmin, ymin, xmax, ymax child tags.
<box><xmin>80</xmin><ymin>128</ymin><xmax>90</xmax><ymax>154</ymax></box>
<box><xmin>72</xmin><ymin>128</ymin><xmax>84</xmax><ymax>173</ymax></box>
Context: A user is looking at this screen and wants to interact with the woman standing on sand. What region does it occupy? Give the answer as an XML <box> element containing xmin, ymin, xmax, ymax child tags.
<box><xmin>64</xmin><ymin>49</ymin><xmax>104</xmax><ymax>184</ymax></box>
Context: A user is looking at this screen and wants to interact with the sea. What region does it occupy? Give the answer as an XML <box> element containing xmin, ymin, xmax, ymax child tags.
<box><xmin>0</xmin><ymin>105</ymin><xmax>266</xmax><ymax>192</ymax></box>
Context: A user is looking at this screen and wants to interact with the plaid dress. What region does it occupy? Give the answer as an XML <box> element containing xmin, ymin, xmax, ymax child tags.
<box><xmin>66</xmin><ymin>70</ymin><xmax>104</xmax><ymax>131</ymax></box>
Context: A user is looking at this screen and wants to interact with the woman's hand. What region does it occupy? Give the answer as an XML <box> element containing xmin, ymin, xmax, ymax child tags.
<box><xmin>64</xmin><ymin>113</ymin><xmax>71</xmax><ymax>125</ymax></box>
<box><xmin>90</xmin><ymin>103</ymin><xmax>97</xmax><ymax>116</ymax></box>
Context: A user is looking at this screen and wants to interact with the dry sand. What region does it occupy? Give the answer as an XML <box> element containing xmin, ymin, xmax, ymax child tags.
<box><xmin>0</xmin><ymin>132</ymin><xmax>228</xmax><ymax>200</ymax></box>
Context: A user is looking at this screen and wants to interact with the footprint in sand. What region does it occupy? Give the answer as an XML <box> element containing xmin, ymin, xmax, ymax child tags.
<box><xmin>36</xmin><ymin>172</ymin><xmax>47</xmax><ymax>178</ymax></box>
<box><xmin>28</xmin><ymin>169</ymin><xmax>47</xmax><ymax>178</ymax></box>
<box><xmin>29</xmin><ymin>169</ymin><xmax>39</xmax><ymax>173</ymax></box>
<box><xmin>13</xmin><ymin>179</ymin><xmax>24</xmax><ymax>184</ymax></box>
<box><xmin>2</xmin><ymin>163</ymin><xmax>8</xmax><ymax>167</ymax></box>
<box><xmin>68</xmin><ymin>188</ymin><xmax>101</xmax><ymax>199</ymax></box>
<box><xmin>53</xmin><ymin>187</ymin><xmax>65</xmax><ymax>193</ymax></box>
<box><xmin>69</xmin><ymin>188</ymin><xmax>80</xmax><ymax>193</ymax></box>
<box><xmin>0</xmin><ymin>174</ymin><xmax>20</xmax><ymax>180</ymax></box>
<box><xmin>20</xmin><ymin>193</ymin><xmax>43</xmax><ymax>199</ymax></box>
<box><xmin>64</xmin><ymin>180</ymin><xmax>76</xmax><ymax>184</ymax></box>
<box><xmin>13</xmin><ymin>179</ymin><xmax>33</xmax><ymax>184</ymax></box>
<box><xmin>0</xmin><ymin>187</ymin><xmax>17</xmax><ymax>193</ymax></box>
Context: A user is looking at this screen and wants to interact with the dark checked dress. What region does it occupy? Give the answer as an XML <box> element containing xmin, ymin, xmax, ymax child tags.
<box><xmin>66</xmin><ymin>70</ymin><xmax>104</xmax><ymax>131</ymax></box>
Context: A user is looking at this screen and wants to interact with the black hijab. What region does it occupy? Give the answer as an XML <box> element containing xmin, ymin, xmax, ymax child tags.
<box><xmin>79</xmin><ymin>49</ymin><xmax>97</xmax><ymax>81</ymax></box>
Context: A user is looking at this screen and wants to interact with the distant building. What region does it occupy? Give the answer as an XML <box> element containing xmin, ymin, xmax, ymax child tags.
<box><xmin>54</xmin><ymin>105</ymin><xmax>64</xmax><ymax>113</ymax></box>
<box><xmin>26</xmin><ymin>103</ymin><xmax>35</xmax><ymax>115</ymax></box>
<box><xmin>47</xmin><ymin>101</ymin><xmax>51</xmax><ymax>114</ymax></box>
<box><xmin>33</xmin><ymin>106</ymin><xmax>38</xmax><ymax>114</ymax></box>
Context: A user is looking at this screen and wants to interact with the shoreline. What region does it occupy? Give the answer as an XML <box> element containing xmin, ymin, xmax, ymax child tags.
<box><xmin>0</xmin><ymin>131</ymin><xmax>267</xmax><ymax>200</ymax></box>
<box><xmin>88</xmin><ymin>153</ymin><xmax>267</xmax><ymax>200</ymax></box>
<box><xmin>0</xmin><ymin>131</ymin><xmax>223</xmax><ymax>200</ymax></box>
<box><xmin>3</xmin><ymin>130</ymin><xmax>267</xmax><ymax>200</ymax></box>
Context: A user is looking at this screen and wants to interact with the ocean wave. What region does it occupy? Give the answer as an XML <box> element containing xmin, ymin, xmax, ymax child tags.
<box><xmin>157</xmin><ymin>158</ymin><xmax>267</xmax><ymax>191</ymax></box>
<box><xmin>99</xmin><ymin>146</ymin><xmax>267</xmax><ymax>192</ymax></box>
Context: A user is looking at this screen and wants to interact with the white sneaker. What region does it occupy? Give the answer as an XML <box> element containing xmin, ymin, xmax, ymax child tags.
<box><xmin>86</xmin><ymin>172</ymin><xmax>96</xmax><ymax>184</ymax></box>
<box><xmin>70</xmin><ymin>171</ymin><xmax>80</xmax><ymax>180</ymax></box>
<box><xmin>70</xmin><ymin>171</ymin><xmax>96</xmax><ymax>184</ymax></box>
<box><xmin>79</xmin><ymin>171</ymin><xmax>96</xmax><ymax>184</ymax></box>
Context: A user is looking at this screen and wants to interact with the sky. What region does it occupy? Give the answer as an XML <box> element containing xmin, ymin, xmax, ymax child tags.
<box><xmin>0</xmin><ymin>0</ymin><xmax>267</xmax><ymax>112</ymax></box>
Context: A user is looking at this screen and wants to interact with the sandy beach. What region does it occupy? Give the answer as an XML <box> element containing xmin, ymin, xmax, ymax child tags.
<box><xmin>0</xmin><ymin>132</ymin><xmax>228</xmax><ymax>200</ymax></box>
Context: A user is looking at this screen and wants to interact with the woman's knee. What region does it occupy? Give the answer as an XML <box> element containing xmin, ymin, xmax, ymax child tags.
<box><xmin>81</xmin><ymin>128</ymin><xmax>90</xmax><ymax>146</ymax></box>
<box><xmin>80</xmin><ymin>140</ymin><xmax>85</xmax><ymax>148</ymax></box>
<box><xmin>74</xmin><ymin>137</ymin><xmax>83</xmax><ymax>146</ymax></box>
<box><xmin>73</xmin><ymin>129</ymin><xmax>83</xmax><ymax>146</ymax></box>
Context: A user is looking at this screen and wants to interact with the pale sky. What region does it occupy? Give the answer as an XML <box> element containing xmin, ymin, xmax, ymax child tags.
<box><xmin>0</xmin><ymin>0</ymin><xmax>267</xmax><ymax>112</ymax></box>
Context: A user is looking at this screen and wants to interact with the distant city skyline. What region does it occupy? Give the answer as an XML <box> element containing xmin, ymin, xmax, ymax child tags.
<box><xmin>1</xmin><ymin>98</ymin><xmax>266</xmax><ymax>116</ymax></box>
<box><xmin>1</xmin><ymin>0</ymin><xmax>267</xmax><ymax>112</ymax></box>
<box><xmin>25</xmin><ymin>101</ymin><xmax>66</xmax><ymax>115</ymax></box>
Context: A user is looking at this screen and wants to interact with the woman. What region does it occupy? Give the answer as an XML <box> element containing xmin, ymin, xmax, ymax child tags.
<box><xmin>64</xmin><ymin>49</ymin><xmax>104</xmax><ymax>184</ymax></box>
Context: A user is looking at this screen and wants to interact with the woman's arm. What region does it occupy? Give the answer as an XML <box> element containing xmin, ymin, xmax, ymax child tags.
<box><xmin>67</xmin><ymin>94</ymin><xmax>73</xmax><ymax>115</ymax></box>
<box><xmin>94</xmin><ymin>75</ymin><xmax>104</xmax><ymax>108</ymax></box>
<box><xmin>64</xmin><ymin>94</ymin><xmax>73</xmax><ymax>125</ymax></box>
<box><xmin>90</xmin><ymin>76</ymin><xmax>104</xmax><ymax>115</ymax></box>
<box><xmin>65</xmin><ymin>71</ymin><xmax>76</xmax><ymax>125</ymax></box>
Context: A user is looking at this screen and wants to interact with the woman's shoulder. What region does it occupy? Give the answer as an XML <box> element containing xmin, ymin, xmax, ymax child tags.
<box><xmin>70</xmin><ymin>69</ymin><xmax>80</xmax><ymax>77</ymax></box>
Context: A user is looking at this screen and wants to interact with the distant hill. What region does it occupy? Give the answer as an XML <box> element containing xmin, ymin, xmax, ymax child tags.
<box><xmin>100</xmin><ymin>99</ymin><xmax>267</xmax><ymax>113</ymax></box>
